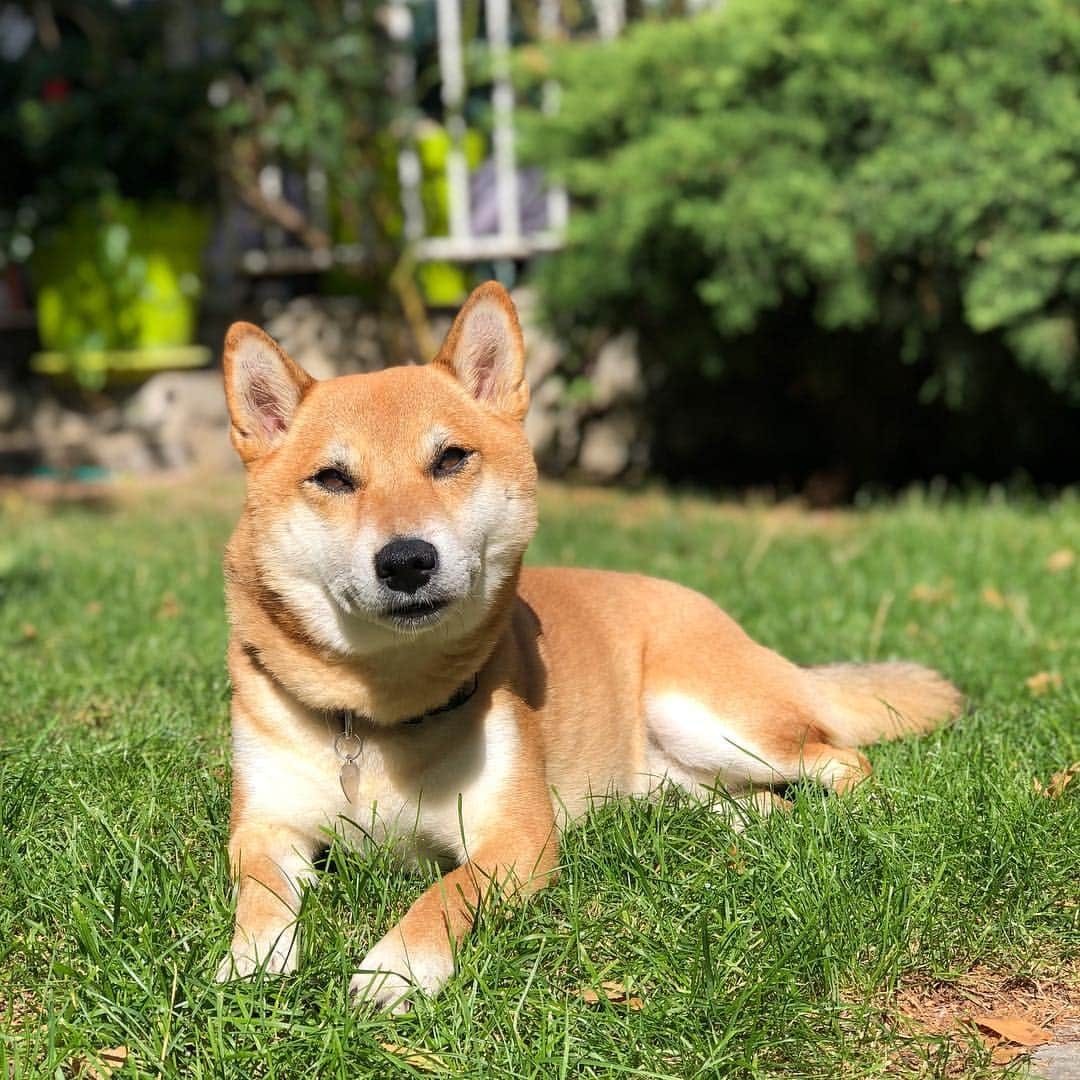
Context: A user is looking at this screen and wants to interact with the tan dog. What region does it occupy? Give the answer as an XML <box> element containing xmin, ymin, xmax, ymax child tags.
<box><xmin>216</xmin><ymin>282</ymin><xmax>962</xmax><ymax>1011</ymax></box>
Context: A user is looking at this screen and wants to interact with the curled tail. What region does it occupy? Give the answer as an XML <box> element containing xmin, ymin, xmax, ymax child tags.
<box><xmin>810</xmin><ymin>661</ymin><xmax>963</xmax><ymax>748</ymax></box>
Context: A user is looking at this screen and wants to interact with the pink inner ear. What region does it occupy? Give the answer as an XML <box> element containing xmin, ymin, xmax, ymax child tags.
<box><xmin>239</xmin><ymin>351</ymin><xmax>297</xmax><ymax>440</ymax></box>
<box><xmin>463</xmin><ymin>310</ymin><xmax>504</xmax><ymax>402</ymax></box>
<box><xmin>250</xmin><ymin>377</ymin><xmax>289</xmax><ymax>437</ymax></box>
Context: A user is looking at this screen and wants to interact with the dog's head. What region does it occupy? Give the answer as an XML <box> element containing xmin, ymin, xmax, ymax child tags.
<box><xmin>223</xmin><ymin>282</ymin><xmax>538</xmax><ymax>656</ymax></box>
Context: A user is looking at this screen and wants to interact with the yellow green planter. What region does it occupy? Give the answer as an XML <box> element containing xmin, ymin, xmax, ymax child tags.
<box><xmin>31</xmin><ymin>199</ymin><xmax>210</xmax><ymax>388</ymax></box>
<box><xmin>31</xmin><ymin>344</ymin><xmax>211</xmax><ymax>386</ymax></box>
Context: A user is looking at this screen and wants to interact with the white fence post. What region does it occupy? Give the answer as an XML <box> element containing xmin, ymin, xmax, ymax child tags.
<box><xmin>486</xmin><ymin>0</ymin><xmax>521</xmax><ymax>245</ymax></box>
<box><xmin>436</xmin><ymin>0</ymin><xmax>471</xmax><ymax>241</ymax></box>
<box><xmin>388</xmin><ymin>0</ymin><xmax>426</xmax><ymax>243</ymax></box>
<box><xmin>540</xmin><ymin>0</ymin><xmax>569</xmax><ymax>232</ymax></box>
<box><xmin>596</xmin><ymin>0</ymin><xmax>625</xmax><ymax>40</ymax></box>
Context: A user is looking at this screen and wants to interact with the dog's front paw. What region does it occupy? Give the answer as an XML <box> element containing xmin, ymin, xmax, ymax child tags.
<box><xmin>215</xmin><ymin>924</ymin><xmax>298</xmax><ymax>982</ymax></box>
<box><xmin>348</xmin><ymin>931</ymin><xmax>453</xmax><ymax>1014</ymax></box>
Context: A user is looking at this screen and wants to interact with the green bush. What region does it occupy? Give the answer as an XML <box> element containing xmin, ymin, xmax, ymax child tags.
<box><xmin>0</xmin><ymin>1</ymin><xmax>217</xmax><ymax>266</ymax></box>
<box><xmin>522</xmin><ymin>0</ymin><xmax>1080</xmax><ymax>487</ymax></box>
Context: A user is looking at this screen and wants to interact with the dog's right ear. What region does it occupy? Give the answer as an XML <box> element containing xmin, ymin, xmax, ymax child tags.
<box><xmin>223</xmin><ymin>323</ymin><xmax>314</xmax><ymax>464</ymax></box>
<box><xmin>431</xmin><ymin>281</ymin><xmax>528</xmax><ymax>421</ymax></box>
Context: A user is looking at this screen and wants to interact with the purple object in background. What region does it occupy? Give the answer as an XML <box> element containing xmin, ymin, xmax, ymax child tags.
<box><xmin>469</xmin><ymin>162</ymin><xmax>550</xmax><ymax>236</ymax></box>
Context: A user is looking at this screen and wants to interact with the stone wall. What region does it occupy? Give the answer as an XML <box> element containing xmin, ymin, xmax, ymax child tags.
<box><xmin>0</xmin><ymin>370</ymin><xmax>235</xmax><ymax>476</ymax></box>
<box><xmin>266</xmin><ymin>288</ymin><xmax>649</xmax><ymax>482</ymax></box>
<box><xmin>0</xmin><ymin>289</ymin><xmax>648</xmax><ymax>481</ymax></box>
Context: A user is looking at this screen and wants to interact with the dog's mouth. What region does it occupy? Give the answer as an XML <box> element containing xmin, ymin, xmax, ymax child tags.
<box><xmin>381</xmin><ymin>597</ymin><xmax>450</xmax><ymax>628</ymax></box>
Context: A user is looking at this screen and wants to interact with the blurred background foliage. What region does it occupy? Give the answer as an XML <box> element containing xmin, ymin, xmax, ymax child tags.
<box><xmin>0</xmin><ymin>1</ymin><xmax>218</xmax><ymax>260</ymax></box>
<box><xmin>213</xmin><ymin>0</ymin><xmax>401</xmax><ymax>284</ymax></box>
<box><xmin>0</xmin><ymin>0</ymin><xmax>403</xmax><ymax>282</ymax></box>
<box><xmin>522</xmin><ymin>0</ymin><xmax>1080</xmax><ymax>490</ymax></box>
<box><xmin>1</xmin><ymin>0</ymin><xmax>1078</xmax><ymax>491</ymax></box>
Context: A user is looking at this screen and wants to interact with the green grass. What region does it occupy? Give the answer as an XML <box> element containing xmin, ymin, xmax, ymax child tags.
<box><xmin>1</xmin><ymin>479</ymin><xmax>1077</xmax><ymax>1078</ymax></box>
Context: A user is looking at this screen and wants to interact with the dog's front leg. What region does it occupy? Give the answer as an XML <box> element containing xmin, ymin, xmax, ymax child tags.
<box><xmin>216</xmin><ymin>823</ymin><xmax>317</xmax><ymax>981</ymax></box>
<box><xmin>349</xmin><ymin>830</ymin><xmax>558</xmax><ymax>1013</ymax></box>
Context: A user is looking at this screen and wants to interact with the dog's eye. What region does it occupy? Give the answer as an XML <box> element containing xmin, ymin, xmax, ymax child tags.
<box><xmin>310</xmin><ymin>467</ymin><xmax>354</xmax><ymax>493</ymax></box>
<box><xmin>433</xmin><ymin>446</ymin><xmax>471</xmax><ymax>477</ymax></box>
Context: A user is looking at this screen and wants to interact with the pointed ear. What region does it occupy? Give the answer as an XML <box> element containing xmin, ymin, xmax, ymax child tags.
<box><xmin>222</xmin><ymin>322</ymin><xmax>314</xmax><ymax>464</ymax></box>
<box><xmin>431</xmin><ymin>282</ymin><xmax>528</xmax><ymax>421</ymax></box>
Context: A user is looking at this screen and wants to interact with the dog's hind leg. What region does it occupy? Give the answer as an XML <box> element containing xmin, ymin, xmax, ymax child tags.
<box><xmin>793</xmin><ymin>743</ymin><xmax>872</xmax><ymax>794</ymax></box>
<box><xmin>643</xmin><ymin>689</ymin><xmax>873</xmax><ymax>803</ymax></box>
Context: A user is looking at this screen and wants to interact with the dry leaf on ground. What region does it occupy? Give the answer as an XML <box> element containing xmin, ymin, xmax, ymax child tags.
<box><xmin>886</xmin><ymin>963</ymin><xmax>1080</xmax><ymax>1076</ymax></box>
<box><xmin>1047</xmin><ymin>762</ymin><xmax>1080</xmax><ymax>798</ymax></box>
<box><xmin>1045</xmin><ymin>548</ymin><xmax>1075</xmax><ymax>573</ymax></box>
<box><xmin>1035</xmin><ymin>762</ymin><xmax>1080</xmax><ymax>800</ymax></box>
<box><xmin>990</xmin><ymin>1043</ymin><xmax>1026</xmax><ymax>1065</ymax></box>
<box><xmin>970</xmin><ymin>1015</ymin><xmax>1053</xmax><ymax>1047</ymax></box>
<box><xmin>156</xmin><ymin>593</ymin><xmax>181</xmax><ymax>619</ymax></box>
<box><xmin>380</xmin><ymin>1042</ymin><xmax>446</xmax><ymax>1072</ymax></box>
<box><xmin>580</xmin><ymin>980</ymin><xmax>644</xmax><ymax>1009</ymax></box>
<box><xmin>982</xmin><ymin>586</ymin><xmax>1007</xmax><ymax>609</ymax></box>
<box><xmin>726</xmin><ymin>843</ymin><xmax>746</xmax><ymax>874</ymax></box>
<box><xmin>910</xmin><ymin>581</ymin><xmax>955</xmax><ymax>605</ymax></box>
<box><xmin>69</xmin><ymin>1046</ymin><xmax>129</xmax><ymax>1079</ymax></box>
<box><xmin>1026</xmin><ymin>671</ymin><xmax>1063</xmax><ymax>696</ymax></box>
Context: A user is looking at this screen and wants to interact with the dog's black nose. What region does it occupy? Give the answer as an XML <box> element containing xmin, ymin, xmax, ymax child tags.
<box><xmin>374</xmin><ymin>538</ymin><xmax>439</xmax><ymax>594</ymax></box>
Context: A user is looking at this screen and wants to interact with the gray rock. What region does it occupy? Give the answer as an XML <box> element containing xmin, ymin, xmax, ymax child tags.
<box><xmin>185</xmin><ymin>423</ymin><xmax>237</xmax><ymax>471</ymax></box>
<box><xmin>126</xmin><ymin>371</ymin><xmax>230</xmax><ymax>470</ymax></box>
<box><xmin>524</xmin><ymin>407</ymin><xmax>556</xmax><ymax>463</ymax></box>
<box><xmin>127</xmin><ymin>371</ymin><xmax>227</xmax><ymax>430</ymax></box>
<box><xmin>524</xmin><ymin>373</ymin><xmax>566</xmax><ymax>464</ymax></box>
<box><xmin>578</xmin><ymin>412</ymin><xmax>640</xmax><ymax>481</ymax></box>
<box><xmin>509</xmin><ymin>285</ymin><xmax>540</xmax><ymax>326</ymax></box>
<box><xmin>88</xmin><ymin>430</ymin><xmax>156</xmax><ymax>474</ymax></box>
<box><xmin>590</xmin><ymin>331</ymin><xmax>642</xmax><ymax>408</ymax></box>
<box><xmin>525</xmin><ymin>332</ymin><xmax>562</xmax><ymax>390</ymax></box>
<box><xmin>31</xmin><ymin>400</ymin><xmax>95</xmax><ymax>469</ymax></box>
<box><xmin>1032</xmin><ymin>1043</ymin><xmax>1080</xmax><ymax>1079</ymax></box>
<box><xmin>264</xmin><ymin>296</ymin><xmax>393</xmax><ymax>377</ymax></box>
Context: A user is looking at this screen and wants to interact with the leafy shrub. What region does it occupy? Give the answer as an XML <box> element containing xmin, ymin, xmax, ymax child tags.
<box><xmin>0</xmin><ymin>2</ymin><xmax>216</xmax><ymax>265</ymax></box>
<box><xmin>521</xmin><ymin>0</ymin><xmax>1080</xmax><ymax>488</ymax></box>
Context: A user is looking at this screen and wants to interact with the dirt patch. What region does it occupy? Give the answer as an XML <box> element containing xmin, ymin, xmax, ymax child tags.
<box><xmin>0</xmin><ymin>468</ymin><xmax>244</xmax><ymax>520</ymax></box>
<box><xmin>886</xmin><ymin>965</ymin><xmax>1080</xmax><ymax>1074</ymax></box>
<box><xmin>0</xmin><ymin>477</ymin><xmax>116</xmax><ymax>513</ymax></box>
<box><xmin>0</xmin><ymin>986</ymin><xmax>42</xmax><ymax>1029</ymax></box>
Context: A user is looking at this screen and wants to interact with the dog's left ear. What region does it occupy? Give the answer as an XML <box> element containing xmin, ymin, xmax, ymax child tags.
<box><xmin>223</xmin><ymin>322</ymin><xmax>314</xmax><ymax>464</ymax></box>
<box><xmin>432</xmin><ymin>281</ymin><xmax>528</xmax><ymax>421</ymax></box>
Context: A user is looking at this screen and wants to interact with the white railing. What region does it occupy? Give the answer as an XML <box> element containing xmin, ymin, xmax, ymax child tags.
<box><xmin>241</xmin><ymin>0</ymin><xmax>631</xmax><ymax>275</ymax></box>
<box><xmin>394</xmin><ymin>0</ymin><xmax>588</xmax><ymax>264</ymax></box>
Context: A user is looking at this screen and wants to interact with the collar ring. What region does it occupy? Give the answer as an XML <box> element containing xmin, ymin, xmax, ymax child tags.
<box><xmin>334</xmin><ymin>731</ymin><xmax>364</xmax><ymax>762</ymax></box>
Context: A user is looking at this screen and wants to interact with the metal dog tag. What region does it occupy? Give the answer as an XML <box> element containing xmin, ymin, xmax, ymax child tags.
<box><xmin>339</xmin><ymin>759</ymin><xmax>361</xmax><ymax>804</ymax></box>
<box><xmin>335</xmin><ymin>712</ymin><xmax>364</xmax><ymax>804</ymax></box>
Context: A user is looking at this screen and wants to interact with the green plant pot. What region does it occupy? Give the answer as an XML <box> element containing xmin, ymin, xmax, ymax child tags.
<box><xmin>30</xmin><ymin>199</ymin><xmax>211</xmax><ymax>388</ymax></box>
<box><xmin>31</xmin><ymin>344</ymin><xmax>211</xmax><ymax>386</ymax></box>
<box><xmin>414</xmin><ymin>126</ymin><xmax>486</xmax><ymax>306</ymax></box>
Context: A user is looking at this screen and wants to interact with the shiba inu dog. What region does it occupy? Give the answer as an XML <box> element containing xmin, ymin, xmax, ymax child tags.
<box><xmin>216</xmin><ymin>281</ymin><xmax>962</xmax><ymax>1012</ymax></box>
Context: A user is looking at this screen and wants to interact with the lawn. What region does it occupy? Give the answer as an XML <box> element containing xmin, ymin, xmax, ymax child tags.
<box><xmin>1</xmin><ymin>477</ymin><xmax>1077</xmax><ymax>1078</ymax></box>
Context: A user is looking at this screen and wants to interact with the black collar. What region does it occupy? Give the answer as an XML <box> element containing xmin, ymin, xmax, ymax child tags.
<box><xmin>341</xmin><ymin>673</ymin><xmax>480</xmax><ymax>731</ymax></box>
<box><xmin>400</xmin><ymin>672</ymin><xmax>480</xmax><ymax>725</ymax></box>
